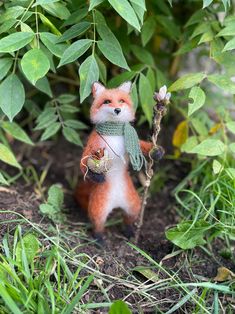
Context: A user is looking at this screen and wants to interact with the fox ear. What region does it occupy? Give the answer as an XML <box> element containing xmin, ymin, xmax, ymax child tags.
<box><xmin>92</xmin><ymin>81</ymin><xmax>105</xmax><ymax>97</ymax></box>
<box><xmin>117</xmin><ymin>81</ymin><xmax>132</xmax><ymax>94</ymax></box>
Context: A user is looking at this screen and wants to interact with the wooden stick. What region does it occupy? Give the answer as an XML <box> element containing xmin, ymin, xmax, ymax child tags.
<box><xmin>134</xmin><ymin>86</ymin><xmax>170</xmax><ymax>244</ymax></box>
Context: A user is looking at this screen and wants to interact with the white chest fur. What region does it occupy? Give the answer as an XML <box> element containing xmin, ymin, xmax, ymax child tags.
<box><xmin>102</xmin><ymin>135</ymin><xmax>126</xmax><ymax>161</ymax></box>
<box><xmin>101</xmin><ymin>135</ymin><xmax>130</xmax><ymax>212</ymax></box>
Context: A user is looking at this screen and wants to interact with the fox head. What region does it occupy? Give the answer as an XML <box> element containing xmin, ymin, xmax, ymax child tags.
<box><xmin>90</xmin><ymin>81</ymin><xmax>135</xmax><ymax>123</ymax></box>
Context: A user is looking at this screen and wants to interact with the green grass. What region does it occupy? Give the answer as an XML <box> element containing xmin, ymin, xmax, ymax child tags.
<box><xmin>0</xmin><ymin>155</ymin><xmax>234</xmax><ymax>313</ymax></box>
<box><xmin>0</xmin><ymin>216</ymin><xmax>111</xmax><ymax>313</ymax></box>
<box><xmin>172</xmin><ymin>156</ymin><xmax>235</xmax><ymax>252</ymax></box>
<box><xmin>0</xmin><ymin>210</ymin><xmax>234</xmax><ymax>313</ymax></box>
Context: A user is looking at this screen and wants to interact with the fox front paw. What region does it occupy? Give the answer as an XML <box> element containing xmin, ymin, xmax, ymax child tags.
<box><xmin>150</xmin><ymin>145</ymin><xmax>165</xmax><ymax>161</ymax></box>
<box><xmin>87</xmin><ymin>169</ymin><xmax>105</xmax><ymax>183</ymax></box>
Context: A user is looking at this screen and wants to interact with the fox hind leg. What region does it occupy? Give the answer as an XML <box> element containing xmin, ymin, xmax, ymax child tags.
<box><xmin>122</xmin><ymin>175</ymin><xmax>141</xmax><ymax>238</ymax></box>
<box><xmin>88</xmin><ymin>183</ymin><xmax>111</xmax><ymax>243</ymax></box>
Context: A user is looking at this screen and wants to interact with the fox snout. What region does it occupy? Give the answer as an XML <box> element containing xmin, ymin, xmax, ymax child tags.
<box><xmin>114</xmin><ymin>108</ymin><xmax>121</xmax><ymax>115</ymax></box>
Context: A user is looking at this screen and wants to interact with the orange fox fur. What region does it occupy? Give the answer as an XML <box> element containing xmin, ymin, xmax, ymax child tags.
<box><xmin>75</xmin><ymin>81</ymin><xmax>153</xmax><ymax>237</ymax></box>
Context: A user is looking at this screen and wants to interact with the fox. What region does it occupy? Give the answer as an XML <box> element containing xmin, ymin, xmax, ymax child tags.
<box><xmin>75</xmin><ymin>81</ymin><xmax>164</xmax><ymax>243</ymax></box>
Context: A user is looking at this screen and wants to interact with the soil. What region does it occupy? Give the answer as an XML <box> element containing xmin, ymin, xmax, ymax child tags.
<box><xmin>0</xmin><ymin>135</ymin><xmax>234</xmax><ymax>314</ymax></box>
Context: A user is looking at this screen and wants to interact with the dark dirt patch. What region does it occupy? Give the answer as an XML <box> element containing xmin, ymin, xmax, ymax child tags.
<box><xmin>0</xmin><ymin>137</ymin><xmax>234</xmax><ymax>313</ymax></box>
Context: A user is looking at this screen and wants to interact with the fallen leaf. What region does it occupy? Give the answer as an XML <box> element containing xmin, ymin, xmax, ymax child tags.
<box><xmin>214</xmin><ymin>267</ymin><xmax>235</xmax><ymax>282</ymax></box>
<box><xmin>209</xmin><ymin>123</ymin><xmax>222</xmax><ymax>135</ymax></box>
<box><xmin>133</xmin><ymin>266</ymin><xmax>159</xmax><ymax>283</ymax></box>
<box><xmin>172</xmin><ymin>120</ymin><xmax>188</xmax><ymax>151</ymax></box>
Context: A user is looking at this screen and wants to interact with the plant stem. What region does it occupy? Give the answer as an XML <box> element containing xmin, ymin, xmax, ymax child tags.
<box><xmin>135</xmin><ymin>100</ymin><xmax>168</xmax><ymax>244</ymax></box>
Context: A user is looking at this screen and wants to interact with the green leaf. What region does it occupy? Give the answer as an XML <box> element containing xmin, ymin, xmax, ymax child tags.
<box><xmin>0</xmin><ymin>172</ymin><xmax>9</xmax><ymax>186</ymax></box>
<box><xmin>185</xmin><ymin>10</ymin><xmax>205</xmax><ymax>27</ymax></box>
<box><xmin>0</xmin><ymin>6</ymin><xmax>25</xmax><ymax>23</ymax></box>
<box><xmin>1</xmin><ymin>121</ymin><xmax>34</xmax><ymax>146</ymax></box>
<box><xmin>96</xmin><ymin>55</ymin><xmax>107</xmax><ymax>84</ymax></box>
<box><xmin>95</xmin><ymin>11</ymin><xmax>129</xmax><ymax>70</ymax></box>
<box><xmin>226</xmin><ymin>168</ymin><xmax>235</xmax><ymax>179</ymax></box>
<box><xmin>57</xmin><ymin>94</ymin><xmax>77</xmax><ymax>104</ymax></box>
<box><xmin>130</xmin><ymin>0</ymin><xmax>146</xmax><ymax>10</ymax></box>
<box><xmin>190</xmin><ymin>139</ymin><xmax>225</xmax><ymax>156</ymax></box>
<box><xmin>131</xmin><ymin>82</ymin><xmax>138</xmax><ymax>109</ymax></box>
<box><xmin>16</xmin><ymin>234</ymin><xmax>39</xmax><ymax>264</ymax></box>
<box><xmin>213</xmin><ymin>159</ymin><xmax>223</xmax><ymax>174</ymax></box>
<box><xmin>203</xmin><ymin>0</ymin><xmax>213</xmax><ymax>8</ymax></box>
<box><xmin>226</xmin><ymin>121</ymin><xmax>235</xmax><ymax>134</ymax></box>
<box><xmin>191</xmin><ymin>118</ymin><xmax>208</xmax><ymax>136</ymax></box>
<box><xmin>217</xmin><ymin>25</ymin><xmax>235</xmax><ymax>37</ymax></box>
<box><xmin>131</xmin><ymin>45</ymin><xmax>154</xmax><ymax>67</ymax></box>
<box><xmin>0</xmin><ymin>19</ymin><xmax>16</xmax><ymax>35</ymax></box>
<box><xmin>208</xmin><ymin>74</ymin><xmax>235</xmax><ymax>93</ymax></box>
<box><xmin>229</xmin><ymin>143</ymin><xmax>235</xmax><ymax>153</ymax></box>
<box><xmin>130</xmin><ymin>1</ymin><xmax>145</xmax><ymax>25</ymax></box>
<box><xmin>33</xmin><ymin>0</ymin><xmax>59</xmax><ymax>6</ymax></box>
<box><xmin>40</xmin><ymin>204</ymin><xmax>58</xmax><ymax>215</ymax></box>
<box><xmin>198</xmin><ymin>29</ymin><xmax>214</xmax><ymax>44</ymax></box>
<box><xmin>166</xmin><ymin>220</ymin><xmax>211</xmax><ymax>249</ymax></box>
<box><xmin>43</xmin><ymin>2</ymin><xmax>70</xmax><ymax>20</ymax></box>
<box><xmin>181</xmin><ymin>136</ymin><xmax>198</xmax><ymax>153</ymax></box>
<box><xmin>146</xmin><ymin>67</ymin><xmax>156</xmax><ymax>91</ymax></box>
<box><xmin>188</xmin><ymin>86</ymin><xmax>206</xmax><ymax>116</ymax></box>
<box><xmin>156</xmin><ymin>68</ymin><xmax>169</xmax><ymax>89</ymax></box>
<box><xmin>89</xmin><ymin>0</ymin><xmax>104</xmax><ymax>10</ymax></box>
<box><xmin>20</xmin><ymin>22</ymin><xmax>34</xmax><ymax>34</ymax></box>
<box><xmin>48</xmin><ymin>184</ymin><xmax>64</xmax><ymax>209</ymax></box>
<box><xmin>57</xmin><ymin>22</ymin><xmax>91</xmax><ymax>43</ymax></box>
<box><xmin>40</xmin><ymin>32</ymin><xmax>67</xmax><ymax>58</ymax></box>
<box><xmin>59</xmin><ymin>104</ymin><xmax>79</xmax><ymax>113</ymax></box>
<box><xmin>39</xmin><ymin>13</ymin><xmax>61</xmax><ymax>35</ymax></box>
<box><xmin>64</xmin><ymin>120</ymin><xmax>87</xmax><ymax>130</ymax></box>
<box><xmin>156</xmin><ymin>15</ymin><xmax>180</xmax><ymax>40</ymax></box>
<box><xmin>221</xmin><ymin>0</ymin><xmax>231</xmax><ymax>10</ymax></box>
<box><xmin>109</xmin><ymin>300</ymin><xmax>131</xmax><ymax>314</ymax></box>
<box><xmin>58</xmin><ymin>39</ymin><xmax>92</xmax><ymax>67</ymax></box>
<box><xmin>108</xmin><ymin>0</ymin><xmax>140</xmax><ymax>31</ymax></box>
<box><xmin>175</xmin><ymin>38</ymin><xmax>199</xmax><ymax>56</ymax></box>
<box><xmin>223</xmin><ymin>37</ymin><xmax>235</xmax><ymax>51</ymax></box>
<box><xmin>21</xmin><ymin>49</ymin><xmax>50</xmax><ymax>85</ymax></box>
<box><xmin>62</xmin><ymin>8</ymin><xmax>88</xmax><ymax>27</ymax></box>
<box><xmin>40</xmin><ymin>122</ymin><xmax>61</xmax><ymax>141</ymax></box>
<box><xmin>141</xmin><ymin>16</ymin><xmax>156</xmax><ymax>46</ymax></box>
<box><xmin>35</xmin><ymin>108</ymin><xmax>57</xmax><ymax>130</ymax></box>
<box><xmin>97</xmin><ymin>40</ymin><xmax>129</xmax><ymax>70</ymax></box>
<box><xmin>168</xmin><ymin>73</ymin><xmax>206</xmax><ymax>92</ymax></box>
<box><xmin>79</xmin><ymin>55</ymin><xmax>99</xmax><ymax>102</ymax></box>
<box><xmin>35</xmin><ymin>76</ymin><xmax>53</xmax><ymax>98</ymax></box>
<box><xmin>0</xmin><ymin>74</ymin><xmax>25</xmax><ymax>122</ymax></box>
<box><xmin>0</xmin><ymin>143</ymin><xmax>21</xmax><ymax>169</ymax></box>
<box><xmin>139</xmin><ymin>73</ymin><xmax>154</xmax><ymax>124</ymax></box>
<box><xmin>108</xmin><ymin>71</ymin><xmax>136</xmax><ymax>88</ymax></box>
<box><xmin>62</xmin><ymin>127</ymin><xmax>83</xmax><ymax>146</ymax></box>
<box><xmin>0</xmin><ymin>58</ymin><xmax>13</xmax><ymax>80</ymax></box>
<box><xmin>0</xmin><ymin>32</ymin><xmax>34</xmax><ymax>53</ymax></box>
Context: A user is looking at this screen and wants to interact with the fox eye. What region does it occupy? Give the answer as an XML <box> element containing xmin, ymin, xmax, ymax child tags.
<box><xmin>103</xmin><ymin>99</ymin><xmax>111</xmax><ymax>104</ymax></box>
<box><xmin>119</xmin><ymin>99</ymin><xmax>125</xmax><ymax>103</ymax></box>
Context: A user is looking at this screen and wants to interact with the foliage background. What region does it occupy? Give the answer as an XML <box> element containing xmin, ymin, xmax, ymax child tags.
<box><xmin>0</xmin><ymin>0</ymin><xmax>235</xmax><ymax>312</ymax></box>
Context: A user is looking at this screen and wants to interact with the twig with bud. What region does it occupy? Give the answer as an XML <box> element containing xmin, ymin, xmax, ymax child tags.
<box><xmin>134</xmin><ymin>86</ymin><xmax>171</xmax><ymax>243</ymax></box>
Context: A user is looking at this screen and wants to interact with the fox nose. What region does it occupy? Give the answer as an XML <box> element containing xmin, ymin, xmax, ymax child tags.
<box><xmin>114</xmin><ymin>108</ymin><xmax>121</xmax><ymax>115</ymax></box>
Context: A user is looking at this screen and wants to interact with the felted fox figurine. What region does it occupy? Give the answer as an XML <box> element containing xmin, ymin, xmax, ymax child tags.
<box><xmin>75</xmin><ymin>81</ymin><xmax>164</xmax><ymax>242</ymax></box>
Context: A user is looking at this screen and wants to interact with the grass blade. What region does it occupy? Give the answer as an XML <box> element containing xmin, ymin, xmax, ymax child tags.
<box><xmin>62</xmin><ymin>275</ymin><xmax>94</xmax><ymax>314</ymax></box>
<box><xmin>165</xmin><ymin>288</ymin><xmax>197</xmax><ymax>314</ymax></box>
<box><xmin>0</xmin><ymin>282</ymin><xmax>23</xmax><ymax>314</ymax></box>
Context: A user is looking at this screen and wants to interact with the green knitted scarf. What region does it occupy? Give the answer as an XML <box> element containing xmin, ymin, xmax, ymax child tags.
<box><xmin>96</xmin><ymin>122</ymin><xmax>146</xmax><ymax>171</ymax></box>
